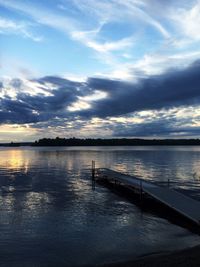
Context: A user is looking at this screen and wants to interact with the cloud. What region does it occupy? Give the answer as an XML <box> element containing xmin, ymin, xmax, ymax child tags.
<box><xmin>170</xmin><ymin>1</ymin><xmax>200</xmax><ymax>41</ymax></box>
<box><xmin>112</xmin><ymin>117</ymin><xmax>177</xmax><ymax>137</ymax></box>
<box><xmin>113</xmin><ymin>118</ymin><xmax>200</xmax><ymax>138</ymax></box>
<box><xmin>130</xmin><ymin>50</ymin><xmax>200</xmax><ymax>76</ymax></box>
<box><xmin>1</xmin><ymin>0</ymin><xmax>200</xmax><ymax>81</ymax></box>
<box><xmin>72</xmin><ymin>0</ymin><xmax>170</xmax><ymax>37</ymax></box>
<box><xmin>117</xmin><ymin>0</ymin><xmax>170</xmax><ymax>38</ymax></box>
<box><xmin>0</xmin><ymin>17</ymin><xmax>43</xmax><ymax>42</ymax></box>
<box><xmin>9</xmin><ymin>78</ymin><xmax>22</xmax><ymax>89</ymax></box>
<box><xmin>0</xmin><ymin>1</ymin><xmax>84</xmax><ymax>38</ymax></box>
<box><xmin>72</xmin><ymin>30</ymin><xmax>134</xmax><ymax>53</ymax></box>
<box><xmin>0</xmin><ymin>0</ymin><xmax>169</xmax><ymax>67</ymax></box>
<box><xmin>83</xmin><ymin>60</ymin><xmax>200</xmax><ymax>117</ymax></box>
<box><xmin>0</xmin><ymin>59</ymin><xmax>200</xmax><ymax>140</ymax></box>
<box><xmin>0</xmin><ymin>76</ymin><xmax>84</xmax><ymax>124</ymax></box>
<box><xmin>113</xmin><ymin>119</ymin><xmax>176</xmax><ymax>137</ymax></box>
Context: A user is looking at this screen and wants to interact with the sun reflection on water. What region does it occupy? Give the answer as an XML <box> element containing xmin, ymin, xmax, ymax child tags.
<box><xmin>0</xmin><ymin>149</ymin><xmax>30</xmax><ymax>173</ymax></box>
<box><xmin>0</xmin><ymin>147</ymin><xmax>200</xmax><ymax>267</ymax></box>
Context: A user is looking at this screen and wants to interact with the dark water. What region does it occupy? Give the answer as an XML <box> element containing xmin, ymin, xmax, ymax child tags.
<box><xmin>0</xmin><ymin>146</ymin><xmax>200</xmax><ymax>267</ymax></box>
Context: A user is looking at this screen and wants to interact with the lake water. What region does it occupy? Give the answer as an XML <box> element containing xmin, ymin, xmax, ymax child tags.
<box><xmin>0</xmin><ymin>146</ymin><xmax>200</xmax><ymax>267</ymax></box>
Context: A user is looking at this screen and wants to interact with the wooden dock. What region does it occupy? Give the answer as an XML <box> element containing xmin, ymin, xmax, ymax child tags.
<box><xmin>96</xmin><ymin>168</ymin><xmax>200</xmax><ymax>226</ymax></box>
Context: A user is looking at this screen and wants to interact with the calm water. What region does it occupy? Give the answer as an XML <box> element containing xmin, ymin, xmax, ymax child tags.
<box><xmin>0</xmin><ymin>146</ymin><xmax>200</xmax><ymax>267</ymax></box>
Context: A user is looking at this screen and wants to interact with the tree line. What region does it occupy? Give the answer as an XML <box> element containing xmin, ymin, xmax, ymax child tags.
<box><xmin>32</xmin><ymin>137</ymin><xmax>200</xmax><ymax>146</ymax></box>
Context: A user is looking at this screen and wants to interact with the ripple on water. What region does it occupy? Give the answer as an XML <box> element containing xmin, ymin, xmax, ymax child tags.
<box><xmin>0</xmin><ymin>146</ymin><xmax>200</xmax><ymax>266</ymax></box>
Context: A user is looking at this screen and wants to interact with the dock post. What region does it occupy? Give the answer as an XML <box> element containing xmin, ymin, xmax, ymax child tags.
<box><xmin>140</xmin><ymin>180</ymin><xmax>143</xmax><ymax>201</ymax></box>
<box><xmin>92</xmin><ymin>160</ymin><xmax>95</xmax><ymax>181</ymax></box>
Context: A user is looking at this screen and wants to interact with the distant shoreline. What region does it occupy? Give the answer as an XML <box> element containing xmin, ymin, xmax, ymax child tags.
<box><xmin>2</xmin><ymin>138</ymin><xmax>200</xmax><ymax>147</ymax></box>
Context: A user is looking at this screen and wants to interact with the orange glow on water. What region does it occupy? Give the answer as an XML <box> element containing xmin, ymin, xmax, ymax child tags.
<box><xmin>0</xmin><ymin>149</ymin><xmax>30</xmax><ymax>172</ymax></box>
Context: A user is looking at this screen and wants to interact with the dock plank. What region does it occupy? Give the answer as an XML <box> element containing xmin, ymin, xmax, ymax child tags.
<box><xmin>97</xmin><ymin>168</ymin><xmax>200</xmax><ymax>225</ymax></box>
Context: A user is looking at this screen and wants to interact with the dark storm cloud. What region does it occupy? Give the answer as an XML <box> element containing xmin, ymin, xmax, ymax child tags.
<box><xmin>83</xmin><ymin>60</ymin><xmax>200</xmax><ymax>118</ymax></box>
<box><xmin>36</xmin><ymin>76</ymin><xmax>81</xmax><ymax>88</ymax></box>
<box><xmin>113</xmin><ymin>119</ymin><xmax>200</xmax><ymax>138</ymax></box>
<box><xmin>0</xmin><ymin>60</ymin><xmax>200</xmax><ymax>129</ymax></box>
<box><xmin>0</xmin><ymin>76</ymin><xmax>87</xmax><ymax>124</ymax></box>
<box><xmin>113</xmin><ymin>119</ymin><xmax>178</xmax><ymax>137</ymax></box>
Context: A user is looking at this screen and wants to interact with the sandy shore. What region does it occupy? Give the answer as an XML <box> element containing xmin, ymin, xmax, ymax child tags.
<box><xmin>98</xmin><ymin>245</ymin><xmax>200</xmax><ymax>267</ymax></box>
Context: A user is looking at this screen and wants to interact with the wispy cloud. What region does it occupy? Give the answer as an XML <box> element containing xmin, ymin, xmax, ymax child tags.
<box><xmin>72</xmin><ymin>0</ymin><xmax>170</xmax><ymax>37</ymax></box>
<box><xmin>0</xmin><ymin>17</ymin><xmax>42</xmax><ymax>41</ymax></box>
<box><xmin>0</xmin><ymin>0</ymin><xmax>77</xmax><ymax>36</ymax></box>
<box><xmin>0</xmin><ymin>0</ymin><xmax>170</xmax><ymax>71</ymax></box>
<box><xmin>170</xmin><ymin>1</ymin><xmax>200</xmax><ymax>41</ymax></box>
<box><xmin>116</xmin><ymin>0</ymin><xmax>170</xmax><ymax>38</ymax></box>
<box><xmin>70</xmin><ymin>0</ymin><xmax>200</xmax><ymax>79</ymax></box>
<box><xmin>71</xmin><ymin>30</ymin><xmax>134</xmax><ymax>53</ymax></box>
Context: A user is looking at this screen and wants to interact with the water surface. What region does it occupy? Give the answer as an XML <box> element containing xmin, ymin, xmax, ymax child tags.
<box><xmin>0</xmin><ymin>146</ymin><xmax>200</xmax><ymax>266</ymax></box>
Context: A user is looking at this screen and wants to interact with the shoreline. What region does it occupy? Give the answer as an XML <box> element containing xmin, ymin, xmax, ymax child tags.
<box><xmin>98</xmin><ymin>245</ymin><xmax>200</xmax><ymax>267</ymax></box>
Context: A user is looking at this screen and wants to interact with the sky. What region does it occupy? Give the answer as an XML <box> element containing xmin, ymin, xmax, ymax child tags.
<box><xmin>1</xmin><ymin>0</ymin><xmax>200</xmax><ymax>142</ymax></box>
